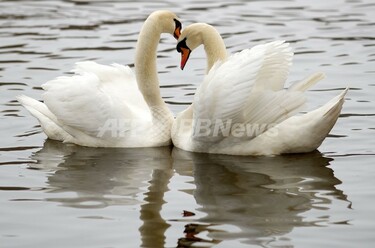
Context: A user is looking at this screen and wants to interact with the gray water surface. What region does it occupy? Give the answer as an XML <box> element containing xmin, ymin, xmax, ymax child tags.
<box><xmin>1</xmin><ymin>0</ymin><xmax>374</xmax><ymax>247</ymax></box>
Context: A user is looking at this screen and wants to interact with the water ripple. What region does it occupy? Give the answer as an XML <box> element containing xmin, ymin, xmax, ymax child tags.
<box><xmin>0</xmin><ymin>0</ymin><xmax>374</xmax><ymax>247</ymax></box>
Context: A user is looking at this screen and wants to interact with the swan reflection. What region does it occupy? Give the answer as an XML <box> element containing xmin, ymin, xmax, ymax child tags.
<box><xmin>29</xmin><ymin>140</ymin><xmax>349</xmax><ymax>247</ymax></box>
<box><xmin>173</xmin><ymin>148</ymin><xmax>350</xmax><ymax>247</ymax></box>
<box><xmin>29</xmin><ymin>140</ymin><xmax>173</xmax><ymax>248</ymax></box>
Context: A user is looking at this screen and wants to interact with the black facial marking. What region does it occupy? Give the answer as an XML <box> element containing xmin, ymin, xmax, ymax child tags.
<box><xmin>174</xmin><ymin>18</ymin><xmax>182</xmax><ymax>30</ymax></box>
<box><xmin>176</xmin><ymin>38</ymin><xmax>189</xmax><ymax>53</ymax></box>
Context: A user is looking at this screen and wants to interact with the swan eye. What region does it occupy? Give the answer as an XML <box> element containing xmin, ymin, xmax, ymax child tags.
<box><xmin>177</xmin><ymin>38</ymin><xmax>189</xmax><ymax>53</ymax></box>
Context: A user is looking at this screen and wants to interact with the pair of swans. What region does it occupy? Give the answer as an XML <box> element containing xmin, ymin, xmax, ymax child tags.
<box><xmin>17</xmin><ymin>10</ymin><xmax>348</xmax><ymax>156</ymax></box>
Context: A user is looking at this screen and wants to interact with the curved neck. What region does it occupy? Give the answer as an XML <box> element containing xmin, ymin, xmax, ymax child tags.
<box><xmin>201</xmin><ymin>25</ymin><xmax>227</xmax><ymax>73</ymax></box>
<box><xmin>135</xmin><ymin>17</ymin><xmax>164</xmax><ymax>107</ymax></box>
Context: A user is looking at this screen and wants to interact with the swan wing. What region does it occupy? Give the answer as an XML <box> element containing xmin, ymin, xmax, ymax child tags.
<box><xmin>251</xmin><ymin>40</ymin><xmax>293</xmax><ymax>91</ymax></box>
<box><xmin>192</xmin><ymin>41</ymin><xmax>300</xmax><ymax>140</ymax></box>
<box><xmin>244</xmin><ymin>72</ymin><xmax>327</xmax><ymax>129</ymax></box>
<box><xmin>42</xmin><ymin>61</ymin><xmax>150</xmax><ymax>139</ymax></box>
<box><xmin>240</xmin><ymin>72</ymin><xmax>327</xmax><ymax>132</ymax></box>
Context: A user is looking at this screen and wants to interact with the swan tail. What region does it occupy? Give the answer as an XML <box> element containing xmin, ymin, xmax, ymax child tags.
<box><xmin>322</xmin><ymin>87</ymin><xmax>348</xmax><ymax>118</ymax></box>
<box><xmin>304</xmin><ymin>88</ymin><xmax>348</xmax><ymax>149</ymax></box>
<box><xmin>263</xmin><ymin>88</ymin><xmax>348</xmax><ymax>154</ymax></box>
<box><xmin>302</xmin><ymin>88</ymin><xmax>348</xmax><ymax>134</ymax></box>
<box><xmin>16</xmin><ymin>95</ymin><xmax>71</xmax><ymax>141</ymax></box>
<box><xmin>304</xmin><ymin>88</ymin><xmax>348</xmax><ymax>148</ymax></box>
<box><xmin>17</xmin><ymin>95</ymin><xmax>53</xmax><ymax>121</ymax></box>
<box><xmin>288</xmin><ymin>72</ymin><xmax>325</xmax><ymax>92</ymax></box>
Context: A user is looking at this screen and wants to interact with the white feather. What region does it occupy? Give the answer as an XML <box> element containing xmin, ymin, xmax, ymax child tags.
<box><xmin>192</xmin><ymin>41</ymin><xmax>304</xmax><ymax>141</ymax></box>
<box><xmin>17</xmin><ymin>10</ymin><xmax>178</xmax><ymax>147</ymax></box>
<box><xmin>42</xmin><ymin>62</ymin><xmax>149</xmax><ymax>138</ymax></box>
<box><xmin>172</xmin><ymin>25</ymin><xmax>348</xmax><ymax>155</ymax></box>
<box><xmin>17</xmin><ymin>62</ymin><xmax>158</xmax><ymax>147</ymax></box>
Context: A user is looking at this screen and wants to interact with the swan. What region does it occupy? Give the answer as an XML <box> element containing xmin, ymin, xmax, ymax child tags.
<box><xmin>172</xmin><ymin>23</ymin><xmax>348</xmax><ymax>156</ymax></box>
<box><xmin>17</xmin><ymin>10</ymin><xmax>182</xmax><ymax>147</ymax></box>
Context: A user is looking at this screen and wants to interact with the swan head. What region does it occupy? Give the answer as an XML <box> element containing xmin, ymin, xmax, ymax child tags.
<box><xmin>176</xmin><ymin>23</ymin><xmax>208</xmax><ymax>70</ymax></box>
<box><xmin>148</xmin><ymin>10</ymin><xmax>182</xmax><ymax>39</ymax></box>
<box><xmin>176</xmin><ymin>23</ymin><xmax>222</xmax><ymax>70</ymax></box>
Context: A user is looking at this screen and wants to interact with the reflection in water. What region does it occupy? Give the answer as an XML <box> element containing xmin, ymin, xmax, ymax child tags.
<box><xmin>29</xmin><ymin>140</ymin><xmax>350</xmax><ymax>247</ymax></box>
<box><xmin>173</xmin><ymin>149</ymin><xmax>350</xmax><ymax>247</ymax></box>
<box><xmin>29</xmin><ymin>140</ymin><xmax>173</xmax><ymax>248</ymax></box>
<box><xmin>0</xmin><ymin>0</ymin><xmax>373</xmax><ymax>247</ymax></box>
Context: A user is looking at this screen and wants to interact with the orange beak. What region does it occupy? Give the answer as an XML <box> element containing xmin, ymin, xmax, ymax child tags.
<box><xmin>174</xmin><ymin>26</ymin><xmax>181</xmax><ymax>40</ymax></box>
<box><xmin>180</xmin><ymin>47</ymin><xmax>191</xmax><ymax>70</ymax></box>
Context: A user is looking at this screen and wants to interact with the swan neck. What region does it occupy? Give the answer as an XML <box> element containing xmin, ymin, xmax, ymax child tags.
<box><xmin>135</xmin><ymin>17</ymin><xmax>164</xmax><ymax>107</ymax></box>
<box><xmin>202</xmin><ymin>27</ymin><xmax>227</xmax><ymax>73</ymax></box>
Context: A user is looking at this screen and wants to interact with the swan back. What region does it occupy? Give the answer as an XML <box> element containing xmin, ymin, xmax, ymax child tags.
<box><xmin>42</xmin><ymin>62</ymin><xmax>150</xmax><ymax>139</ymax></box>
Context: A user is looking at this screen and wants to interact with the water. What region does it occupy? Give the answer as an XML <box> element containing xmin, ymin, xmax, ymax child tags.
<box><xmin>0</xmin><ymin>0</ymin><xmax>374</xmax><ymax>247</ymax></box>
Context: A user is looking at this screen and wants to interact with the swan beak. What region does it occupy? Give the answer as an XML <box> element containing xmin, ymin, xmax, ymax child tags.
<box><xmin>180</xmin><ymin>47</ymin><xmax>191</xmax><ymax>70</ymax></box>
<box><xmin>174</xmin><ymin>27</ymin><xmax>181</xmax><ymax>39</ymax></box>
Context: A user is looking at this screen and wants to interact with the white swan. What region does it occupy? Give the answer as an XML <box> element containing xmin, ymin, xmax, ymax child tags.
<box><xmin>17</xmin><ymin>10</ymin><xmax>182</xmax><ymax>147</ymax></box>
<box><xmin>172</xmin><ymin>23</ymin><xmax>348</xmax><ymax>156</ymax></box>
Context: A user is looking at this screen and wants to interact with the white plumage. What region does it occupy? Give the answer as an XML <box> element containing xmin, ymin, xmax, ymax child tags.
<box><xmin>173</xmin><ymin>23</ymin><xmax>348</xmax><ymax>155</ymax></box>
<box><xmin>17</xmin><ymin>10</ymin><xmax>181</xmax><ymax>147</ymax></box>
<box><xmin>17</xmin><ymin>62</ymin><xmax>164</xmax><ymax>147</ymax></box>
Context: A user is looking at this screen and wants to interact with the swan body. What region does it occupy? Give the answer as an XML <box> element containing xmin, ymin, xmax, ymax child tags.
<box><xmin>17</xmin><ymin>10</ymin><xmax>182</xmax><ymax>147</ymax></box>
<box><xmin>173</xmin><ymin>23</ymin><xmax>348</xmax><ymax>156</ymax></box>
